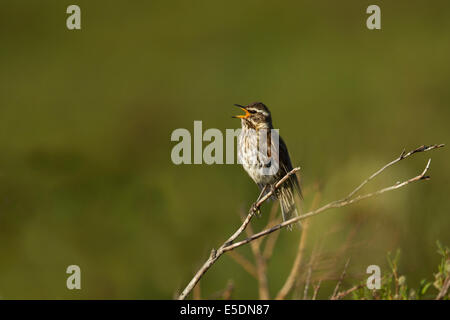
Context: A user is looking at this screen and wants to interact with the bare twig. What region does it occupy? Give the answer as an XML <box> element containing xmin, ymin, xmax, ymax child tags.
<box><xmin>255</xmin><ymin>253</ymin><xmax>269</xmax><ymax>299</ymax></box>
<box><xmin>331</xmin><ymin>258</ymin><xmax>351</xmax><ymax>299</ymax></box>
<box><xmin>276</xmin><ymin>191</ymin><xmax>321</xmax><ymax>300</ymax></box>
<box><xmin>303</xmin><ymin>265</ymin><xmax>313</xmax><ymax>300</ymax></box>
<box><xmin>312</xmin><ymin>280</ymin><xmax>322</xmax><ymax>300</ymax></box>
<box><xmin>242</xmin><ymin>210</ymin><xmax>270</xmax><ymax>299</ymax></box>
<box><xmin>436</xmin><ymin>276</ymin><xmax>450</xmax><ymax>300</ymax></box>
<box><xmin>222</xmin><ymin>280</ymin><xmax>235</xmax><ymax>300</ymax></box>
<box><xmin>228</xmin><ymin>251</ymin><xmax>258</xmax><ymax>278</ymax></box>
<box><xmin>178</xmin><ymin>168</ymin><xmax>301</xmax><ymax>300</ymax></box>
<box><xmin>193</xmin><ymin>281</ymin><xmax>201</xmax><ymax>300</ymax></box>
<box><xmin>275</xmin><ymin>221</ymin><xmax>310</xmax><ymax>300</ymax></box>
<box><xmin>345</xmin><ymin>144</ymin><xmax>443</xmax><ymax>200</ymax></box>
<box><xmin>333</xmin><ymin>283</ymin><xmax>365</xmax><ymax>300</ymax></box>
<box><xmin>264</xmin><ymin>201</ymin><xmax>280</xmax><ymax>231</ymax></box>
<box><xmin>223</xmin><ymin>148</ymin><xmax>441</xmax><ymax>253</ymax></box>
<box><xmin>262</xmin><ymin>220</ymin><xmax>281</xmax><ymax>260</ymax></box>
<box><xmin>262</xmin><ymin>203</ymin><xmax>281</xmax><ymax>260</ymax></box>
<box><xmin>178</xmin><ymin>144</ymin><xmax>443</xmax><ymax>300</ymax></box>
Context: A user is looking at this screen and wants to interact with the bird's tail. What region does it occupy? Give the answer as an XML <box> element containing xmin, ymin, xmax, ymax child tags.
<box><xmin>278</xmin><ymin>185</ymin><xmax>300</xmax><ymax>230</ymax></box>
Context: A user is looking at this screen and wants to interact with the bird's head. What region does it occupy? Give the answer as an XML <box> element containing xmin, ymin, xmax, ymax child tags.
<box><xmin>232</xmin><ymin>102</ymin><xmax>272</xmax><ymax>129</ymax></box>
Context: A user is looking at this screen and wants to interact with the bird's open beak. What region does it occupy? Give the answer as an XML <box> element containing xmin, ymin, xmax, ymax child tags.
<box><xmin>232</xmin><ymin>104</ymin><xmax>250</xmax><ymax>119</ymax></box>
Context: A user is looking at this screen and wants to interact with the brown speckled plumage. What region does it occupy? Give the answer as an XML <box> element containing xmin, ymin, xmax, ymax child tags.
<box><xmin>234</xmin><ymin>102</ymin><xmax>301</xmax><ymax>224</ymax></box>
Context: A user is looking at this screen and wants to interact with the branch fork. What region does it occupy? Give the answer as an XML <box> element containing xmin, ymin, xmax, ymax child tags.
<box><xmin>178</xmin><ymin>144</ymin><xmax>444</xmax><ymax>300</ymax></box>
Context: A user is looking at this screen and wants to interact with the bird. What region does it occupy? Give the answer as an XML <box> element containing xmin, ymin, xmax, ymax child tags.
<box><xmin>233</xmin><ymin>102</ymin><xmax>301</xmax><ymax>225</ymax></box>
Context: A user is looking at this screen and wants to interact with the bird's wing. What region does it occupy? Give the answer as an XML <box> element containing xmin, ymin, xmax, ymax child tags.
<box><xmin>276</xmin><ymin>134</ymin><xmax>302</xmax><ymax>198</ymax></box>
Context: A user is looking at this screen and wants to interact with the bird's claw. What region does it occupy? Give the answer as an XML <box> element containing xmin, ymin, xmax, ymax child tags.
<box><xmin>250</xmin><ymin>202</ymin><xmax>261</xmax><ymax>217</ymax></box>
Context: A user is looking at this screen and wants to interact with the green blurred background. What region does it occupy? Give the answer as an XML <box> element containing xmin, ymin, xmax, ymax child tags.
<box><xmin>0</xmin><ymin>1</ymin><xmax>449</xmax><ymax>299</ymax></box>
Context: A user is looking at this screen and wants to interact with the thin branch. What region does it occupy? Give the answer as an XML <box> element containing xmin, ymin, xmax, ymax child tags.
<box><xmin>228</xmin><ymin>251</ymin><xmax>258</xmax><ymax>278</ymax></box>
<box><xmin>262</xmin><ymin>218</ymin><xmax>281</xmax><ymax>260</ymax></box>
<box><xmin>193</xmin><ymin>281</ymin><xmax>201</xmax><ymax>300</ymax></box>
<box><xmin>331</xmin><ymin>258</ymin><xmax>351</xmax><ymax>299</ymax></box>
<box><xmin>392</xmin><ymin>260</ymin><xmax>400</xmax><ymax>299</ymax></box>
<box><xmin>242</xmin><ymin>210</ymin><xmax>270</xmax><ymax>299</ymax></box>
<box><xmin>222</xmin><ymin>152</ymin><xmax>439</xmax><ymax>253</ymax></box>
<box><xmin>178</xmin><ymin>144</ymin><xmax>444</xmax><ymax>300</ymax></box>
<box><xmin>276</xmin><ymin>191</ymin><xmax>321</xmax><ymax>300</ymax></box>
<box><xmin>303</xmin><ymin>265</ymin><xmax>313</xmax><ymax>300</ymax></box>
<box><xmin>255</xmin><ymin>253</ymin><xmax>269</xmax><ymax>299</ymax></box>
<box><xmin>262</xmin><ymin>203</ymin><xmax>281</xmax><ymax>260</ymax></box>
<box><xmin>264</xmin><ymin>201</ymin><xmax>280</xmax><ymax>231</ymax></box>
<box><xmin>293</xmin><ymin>233</ymin><xmax>326</xmax><ymax>299</ymax></box>
<box><xmin>333</xmin><ymin>283</ymin><xmax>365</xmax><ymax>300</ymax></box>
<box><xmin>436</xmin><ymin>276</ymin><xmax>450</xmax><ymax>300</ymax></box>
<box><xmin>276</xmin><ymin>220</ymin><xmax>310</xmax><ymax>300</ymax></box>
<box><xmin>177</xmin><ymin>168</ymin><xmax>301</xmax><ymax>300</ymax></box>
<box><xmin>312</xmin><ymin>280</ymin><xmax>322</xmax><ymax>300</ymax></box>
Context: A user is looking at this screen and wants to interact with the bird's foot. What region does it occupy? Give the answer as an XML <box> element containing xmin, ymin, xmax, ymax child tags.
<box><xmin>250</xmin><ymin>202</ymin><xmax>261</xmax><ymax>217</ymax></box>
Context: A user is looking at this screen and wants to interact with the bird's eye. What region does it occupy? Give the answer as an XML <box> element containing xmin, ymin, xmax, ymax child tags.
<box><xmin>248</xmin><ymin>110</ymin><xmax>257</xmax><ymax>114</ymax></box>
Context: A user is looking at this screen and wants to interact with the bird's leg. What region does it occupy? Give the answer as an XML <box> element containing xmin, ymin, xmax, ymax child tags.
<box><xmin>269</xmin><ymin>183</ymin><xmax>277</xmax><ymax>196</ymax></box>
<box><xmin>256</xmin><ymin>185</ymin><xmax>269</xmax><ymax>203</ymax></box>
<box><xmin>250</xmin><ymin>184</ymin><xmax>269</xmax><ymax>217</ymax></box>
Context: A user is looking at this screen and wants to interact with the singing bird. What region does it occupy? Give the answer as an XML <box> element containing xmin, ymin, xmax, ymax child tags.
<box><xmin>233</xmin><ymin>102</ymin><xmax>301</xmax><ymax>224</ymax></box>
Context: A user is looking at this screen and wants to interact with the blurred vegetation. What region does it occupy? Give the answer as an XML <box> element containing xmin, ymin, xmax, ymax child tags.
<box><xmin>350</xmin><ymin>242</ymin><xmax>449</xmax><ymax>300</ymax></box>
<box><xmin>0</xmin><ymin>1</ymin><xmax>449</xmax><ymax>299</ymax></box>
